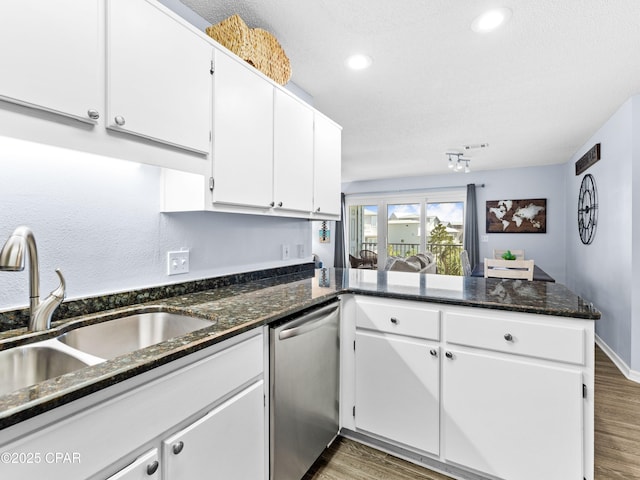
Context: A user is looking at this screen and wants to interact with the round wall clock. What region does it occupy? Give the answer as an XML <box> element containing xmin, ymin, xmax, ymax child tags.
<box><xmin>578</xmin><ymin>173</ymin><xmax>598</xmax><ymax>245</ymax></box>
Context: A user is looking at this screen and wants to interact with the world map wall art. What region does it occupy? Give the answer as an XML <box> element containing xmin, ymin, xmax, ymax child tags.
<box><xmin>486</xmin><ymin>198</ymin><xmax>547</xmax><ymax>233</ymax></box>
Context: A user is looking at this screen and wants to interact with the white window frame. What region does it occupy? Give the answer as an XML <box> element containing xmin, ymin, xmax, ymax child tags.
<box><xmin>346</xmin><ymin>189</ymin><xmax>466</xmax><ymax>270</ymax></box>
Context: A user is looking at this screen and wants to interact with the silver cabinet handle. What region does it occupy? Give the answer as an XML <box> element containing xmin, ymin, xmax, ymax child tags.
<box><xmin>114</xmin><ymin>115</ymin><xmax>126</xmax><ymax>126</ymax></box>
<box><xmin>146</xmin><ymin>461</ymin><xmax>159</xmax><ymax>475</ymax></box>
<box><xmin>429</xmin><ymin>348</ymin><xmax>438</xmax><ymax>357</ymax></box>
<box><xmin>87</xmin><ymin>109</ymin><xmax>100</xmax><ymax>120</ymax></box>
<box><xmin>390</xmin><ymin>317</ymin><xmax>398</xmax><ymax>324</ymax></box>
<box><xmin>445</xmin><ymin>351</ymin><xmax>453</xmax><ymax>359</ymax></box>
<box><xmin>504</xmin><ymin>333</ymin><xmax>513</xmax><ymax>341</ymax></box>
<box><xmin>172</xmin><ymin>441</ymin><xmax>184</xmax><ymax>455</ymax></box>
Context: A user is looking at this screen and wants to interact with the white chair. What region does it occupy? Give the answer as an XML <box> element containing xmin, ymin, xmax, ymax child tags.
<box><xmin>460</xmin><ymin>250</ymin><xmax>472</xmax><ymax>276</ymax></box>
<box><xmin>484</xmin><ymin>258</ymin><xmax>534</xmax><ymax>281</ymax></box>
<box><xmin>493</xmin><ymin>249</ymin><xmax>525</xmax><ymax>260</ymax></box>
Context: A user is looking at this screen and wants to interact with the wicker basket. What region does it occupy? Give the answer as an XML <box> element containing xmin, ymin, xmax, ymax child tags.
<box><xmin>205</xmin><ymin>14</ymin><xmax>254</xmax><ymax>65</ymax></box>
<box><xmin>250</xmin><ymin>28</ymin><xmax>291</xmax><ymax>85</ymax></box>
<box><xmin>206</xmin><ymin>14</ymin><xmax>291</xmax><ymax>85</ymax></box>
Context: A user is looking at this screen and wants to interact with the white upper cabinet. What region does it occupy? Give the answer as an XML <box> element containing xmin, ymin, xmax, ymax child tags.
<box><xmin>0</xmin><ymin>0</ymin><xmax>100</xmax><ymax>123</ymax></box>
<box><xmin>0</xmin><ymin>0</ymin><xmax>341</xmax><ymax>218</ymax></box>
<box><xmin>106</xmin><ymin>0</ymin><xmax>212</xmax><ymax>154</ymax></box>
<box><xmin>273</xmin><ymin>89</ymin><xmax>314</xmax><ymax>213</ymax></box>
<box><xmin>313</xmin><ymin>113</ymin><xmax>342</xmax><ymax>217</ymax></box>
<box><xmin>211</xmin><ymin>48</ymin><xmax>274</xmax><ymax>208</ymax></box>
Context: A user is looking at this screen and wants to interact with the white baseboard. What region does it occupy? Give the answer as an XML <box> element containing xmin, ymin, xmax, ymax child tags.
<box><xmin>595</xmin><ymin>335</ymin><xmax>640</xmax><ymax>384</ymax></box>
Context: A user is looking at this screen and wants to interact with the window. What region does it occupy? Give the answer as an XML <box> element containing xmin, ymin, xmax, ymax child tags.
<box><xmin>347</xmin><ymin>191</ymin><xmax>465</xmax><ymax>275</ymax></box>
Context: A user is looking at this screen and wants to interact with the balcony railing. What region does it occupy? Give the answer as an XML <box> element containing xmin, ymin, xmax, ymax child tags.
<box><xmin>357</xmin><ymin>242</ymin><xmax>463</xmax><ymax>275</ymax></box>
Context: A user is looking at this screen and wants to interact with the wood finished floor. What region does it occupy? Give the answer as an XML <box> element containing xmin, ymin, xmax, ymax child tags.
<box><xmin>303</xmin><ymin>345</ymin><xmax>640</xmax><ymax>480</ymax></box>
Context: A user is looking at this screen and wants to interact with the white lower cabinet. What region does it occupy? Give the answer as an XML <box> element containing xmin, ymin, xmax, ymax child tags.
<box><xmin>106</xmin><ymin>449</ymin><xmax>159</xmax><ymax>480</ymax></box>
<box><xmin>353</xmin><ymin>296</ymin><xmax>441</xmax><ymax>455</ymax></box>
<box><xmin>355</xmin><ymin>331</ymin><xmax>439</xmax><ymax>454</ymax></box>
<box><xmin>162</xmin><ymin>381</ymin><xmax>265</xmax><ymax>479</ymax></box>
<box><xmin>345</xmin><ymin>295</ymin><xmax>595</xmax><ymax>480</ymax></box>
<box><xmin>0</xmin><ymin>331</ymin><xmax>266</xmax><ymax>480</ymax></box>
<box><xmin>442</xmin><ymin>349</ymin><xmax>583</xmax><ymax>480</ymax></box>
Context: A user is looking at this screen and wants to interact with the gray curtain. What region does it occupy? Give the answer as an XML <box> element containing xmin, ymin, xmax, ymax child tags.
<box><xmin>464</xmin><ymin>184</ymin><xmax>479</xmax><ymax>269</ymax></box>
<box><xmin>334</xmin><ymin>193</ymin><xmax>347</xmax><ymax>268</ymax></box>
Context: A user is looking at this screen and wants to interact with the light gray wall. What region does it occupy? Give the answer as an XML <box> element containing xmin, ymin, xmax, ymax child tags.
<box><xmin>565</xmin><ymin>96</ymin><xmax>636</xmax><ymax>370</ymax></box>
<box><xmin>0</xmin><ymin>139</ymin><xmax>311</xmax><ymax>311</ymax></box>
<box><xmin>343</xmin><ymin>163</ymin><xmax>567</xmax><ymax>283</ymax></box>
<box><xmin>633</xmin><ymin>98</ymin><xmax>640</xmax><ymax>371</ymax></box>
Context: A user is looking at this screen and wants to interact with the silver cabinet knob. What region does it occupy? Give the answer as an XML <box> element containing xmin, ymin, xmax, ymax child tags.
<box><xmin>504</xmin><ymin>333</ymin><xmax>513</xmax><ymax>341</ymax></box>
<box><xmin>146</xmin><ymin>461</ymin><xmax>159</xmax><ymax>475</ymax></box>
<box><xmin>316</xmin><ymin>207</ymin><xmax>321</xmax><ymax>212</ymax></box>
<box><xmin>114</xmin><ymin>115</ymin><xmax>126</xmax><ymax>126</ymax></box>
<box><xmin>277</xmin><ymin>201</ymin><xmax>283</xmax><ymax>207</ymax></box>
<box><xmin>172</xmin><ymin>441</ymin><xmax>184</xmax><ymax>455</ymax></box>
<box><xmin>87</xmin><ymin>109</ymin><xmax>100</xmax><ymax>120</ymax></box>
<box><xmin>445</xmin><ymin>351</ymin><xmax>454</xmax><ymax>359</ymax></box>
<box><xmin>390</xmin><ymin>317</ymin><xmax>398</xmax><ymax>324</ymax></box>
<box><xmin>270</xmin><ymin>201</ymin><xmax>275</xmax><ymax>207</ymax></box>
<box><xmin>429</xmin><ymin>348</ymin><xmax>438</xmax><ymax>357</ymax></box>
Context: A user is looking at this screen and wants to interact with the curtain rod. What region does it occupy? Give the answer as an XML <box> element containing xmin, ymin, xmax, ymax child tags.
<box><xmin>344</xmin><ymin>183</ymin><xmax>485</xmax><ymax>197</ymax></box>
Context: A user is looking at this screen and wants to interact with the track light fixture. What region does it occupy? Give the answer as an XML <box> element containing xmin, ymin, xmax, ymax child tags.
<box><xmin>446</xmin><ymin>152</ymin><xmax>471</xmax><ymax>173</ymax></box>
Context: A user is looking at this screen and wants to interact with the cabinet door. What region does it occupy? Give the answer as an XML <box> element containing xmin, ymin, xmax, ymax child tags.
<box><xmin>107</xmin><ymin>0</ymin><xmax>211</xmax><ymax>153</ymax></box>
<box><xmin>106</xmin><ymin>449</ymin><xmax>159</xmax><ymax>480</ymax></box>
<box><xmin>443</xmin><ymin>350</ymin><xmax>583</xmax><ymax>480</ymax></box>
<box><xmin>163</xmin><ymin>381</ymin><xmax>265</xmax><ymax>480</ymax></box>
<box><xmin>313</xmin><ymin>113</ymin><xmax>342</xmax><ymax>217</ymax></box>
<box><xmin>273</xmin><ymin>89</ymin><xmax>314</xmax><ymax>213</ymax></box>
<box><xmin>211</xmin><ymin>49</ymin><xmax>273</xmax><ymax>208</ymax></box>
<box><xmin>355</xmin><ymin>330</ymin><xmax>439</xmax><ymax>455</ymax></box>
<box><xmin>0</xmin><ymin>0</ymin><xmax>100</xmax><ymax>123</ymax></box>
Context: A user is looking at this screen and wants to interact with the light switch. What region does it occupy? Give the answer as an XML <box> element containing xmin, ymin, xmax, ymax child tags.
<box><xmin>167</xmin><ymin>250</ymin><xmax>189</xmax><ymax>275</ymax></box>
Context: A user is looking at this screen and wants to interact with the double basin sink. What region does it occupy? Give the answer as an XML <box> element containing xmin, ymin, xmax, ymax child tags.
<box><xmin>0</xmin><ymin>312</ymin><xmax>213</xmax><ymax>397</ymax></box>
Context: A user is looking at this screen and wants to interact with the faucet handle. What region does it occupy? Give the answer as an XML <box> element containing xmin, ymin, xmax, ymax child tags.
<box><xmin>51</xmin><ymin>269</ymin><xmax>66</xmax><ymax>300</ymax></box>
<box><xmin>29</xmin><ymin>269</ymin><xmax>66</xmax><ymax>331</ymax></box>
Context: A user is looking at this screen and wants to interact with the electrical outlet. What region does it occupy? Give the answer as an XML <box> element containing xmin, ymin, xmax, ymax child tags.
<box><xmin>281</xmin><ymin>244</ymin><xmax>290</xmax><ymax>260</ymax></box>
<box><xmin>481</xmin><ymin>235</ymin><xmax>489</xmax><ymax>243</ymax></box>
<box><xmin>167</xmin><ymin>250</ymin><xmax>190</xmax><ymax>275</ymax></box>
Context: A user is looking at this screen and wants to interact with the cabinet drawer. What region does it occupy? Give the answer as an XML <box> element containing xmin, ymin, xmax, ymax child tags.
<box><xmin>445</xmin><ymin>312</ymin><xmax>585</xmax><ymax>365</ymax></box>
<box><xmin>356</xmin><ymin>297</ymin><xmax>440</xmax><ymax>340</ymax></box>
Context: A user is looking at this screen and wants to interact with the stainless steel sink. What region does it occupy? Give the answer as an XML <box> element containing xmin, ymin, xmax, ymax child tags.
<box><xmin>57</xmin><ymin>312</ymin><xmax>213</xmax><ymax>360</ymax></box>
<box><xmin>0</xmin><ymin>344</ymin><xmax>91</xmax><ymax>396</ymax></box>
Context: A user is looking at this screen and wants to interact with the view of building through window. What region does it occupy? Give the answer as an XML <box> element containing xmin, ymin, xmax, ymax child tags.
<box><xmin>426</xmin><ymin>202</ymin><xmax>464</xmax><ymax>275</ymax></box>
<box><xmin>347</xmin><ymin>195</ymin><xmax>465</xmax><ymax>275</ymax></box>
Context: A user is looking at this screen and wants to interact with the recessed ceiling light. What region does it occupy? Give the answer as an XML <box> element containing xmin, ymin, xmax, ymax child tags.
<box><xmin>345</xmin><ymin>54</ymin><xmax>373</xmax><ymax>71</ymax></box>
<box><xmin>471</xmin><ymin>7</ymin><xmax>512</xmax><ymax>33</ymax></box>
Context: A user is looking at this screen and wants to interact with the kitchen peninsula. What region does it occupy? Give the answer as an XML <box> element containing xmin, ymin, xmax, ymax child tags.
<box><xmin>0</xmin><ymin>266</ymin><xmax>598</xmax><ymax>480</ymax></box>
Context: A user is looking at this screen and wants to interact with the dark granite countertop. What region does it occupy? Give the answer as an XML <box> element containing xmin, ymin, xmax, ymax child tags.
<box><xmin>0</xmin><ymin>267</ymin><xmax>600</xmax><ymax>430</ymax></box>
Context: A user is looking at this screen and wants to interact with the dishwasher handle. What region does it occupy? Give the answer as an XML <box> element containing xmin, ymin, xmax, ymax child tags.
<box><xmin>278</xmin><ymin>303</ymin><xmax>339</xmax><ymax>341</ymax></box>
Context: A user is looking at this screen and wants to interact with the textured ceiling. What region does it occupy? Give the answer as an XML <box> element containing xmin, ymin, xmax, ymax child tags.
<box><xmin>180</xmin><ymin>0</ymin><xmax>640</xmax><ymax>182</ymax></box>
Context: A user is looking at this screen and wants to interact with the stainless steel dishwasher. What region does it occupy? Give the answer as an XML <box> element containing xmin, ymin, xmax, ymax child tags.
<box><xmin>270</xmin><ymin>300</ymin><xmax>340</xmax><ymax>480</ymax></box>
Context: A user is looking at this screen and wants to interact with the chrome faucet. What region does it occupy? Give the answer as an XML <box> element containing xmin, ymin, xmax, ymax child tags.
<box><xmin>0</xmin><ymin>226</ymin><xmax>66</xmax><ymax>331</ymax></box>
